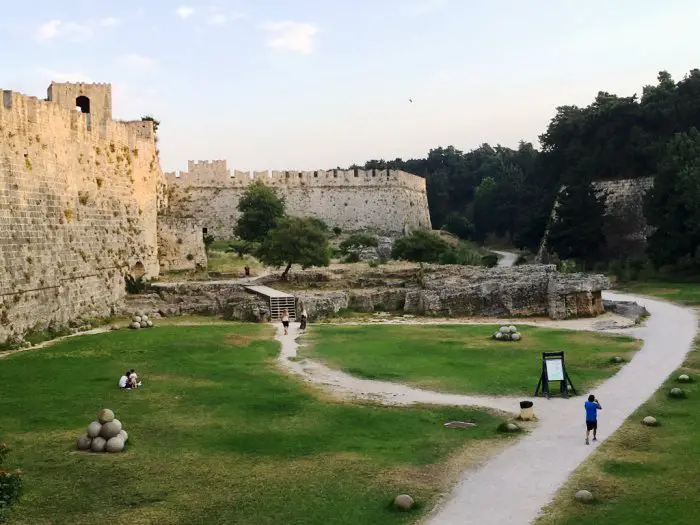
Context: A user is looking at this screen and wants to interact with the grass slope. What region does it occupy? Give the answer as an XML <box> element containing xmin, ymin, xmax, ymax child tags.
<box><xmin>536</xmin><ymin>340</ymin><xmax>700</xmax><ymax>525</ymax></box>
<box><xmin>0</xmin><ymin>324</ymin><xmax>511</xmax><ymax>525</ymax></box>
<box><xmin>621</xmin><ymin>280</ymin><xmax>700</xmax><ymax>306</ymax></box>
<box><xmin>302</xmin><ymin>325</ymin><xmax>640</xmax><ymax>396</ymax></box>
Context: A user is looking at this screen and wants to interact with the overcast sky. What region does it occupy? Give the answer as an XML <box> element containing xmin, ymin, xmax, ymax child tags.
<box><xmin>1</xmin><ymin>0</ymin><xmax>699</xmax><ymax>172</ymax></box>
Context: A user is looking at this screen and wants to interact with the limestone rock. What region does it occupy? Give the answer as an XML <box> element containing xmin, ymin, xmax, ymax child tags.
<box><xmin>393</xmin><ymin>494</ymin><xmax>414</xmax><ymax>510</ymax></box>
<box><xmin>130</xmin><ymin>322</ymin><xmax>141</xmax><ymax>329</ymax></box>
<box><xmin>506</xmin><ymin>423</ymin><xmax>520</xmax><ymax>432</ymax></box>
<box><xmin>105</xmin><ymin>436</ymin><xmax>125</xmax><ymax>453</ymax></box>
<box><xmin>87</xmin><ymin>421</ymin><xmax>102</xmax><ymax>438</ymax></box>
<box><xmin>91</xmin><ymin>436</ymin><xmax>107</xmax><ymax>452</ymax></box>
<box><xmin>575</xmin><ymin>490</ymin><xmax>593</xmax><ymax>503</ymax></box>
<box><xmin>101</xmin><ymin>419</ymin><xmax>122</xmax><ymax>439</ymax></box>
<box><xmin>642</xmin><ymin>416</ymin><xmax>658</xmax><ymax>426</ymax></box>
<box><xmin>76</xmin><ymin>434</ymin><xmax>92</xmax><ymax>450</ymax></box>
<box><xmin>118</xmin><ymin>429</ymin><xmax>129</xmax><ymax>442</ymax></box>
<box><xmin>99</xmin><ymin>408</ymin><xmax>115</xmax><ymax>424</ymax></box>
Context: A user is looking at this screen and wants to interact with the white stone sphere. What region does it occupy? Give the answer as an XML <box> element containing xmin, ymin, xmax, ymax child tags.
<box><xmin>87</xmin><ymin>421</ymin><xmax>102</xmax><ymax>438</ymax></box>
<box><xmin>118</xmin><ymin>429</ymin><xmax>129</xmax><ymax>442</ymax></box>
<box><xmin>133</xmin><ymin>316</ymin><xmax>142</xmax><ymax>323</ymax></box>
<box><xmin>101</xmin><ymin>419</ymin><xmax>123</xmax><ymax>439</ymax></box>
<box><xmin>508</xmin><ymin>325</ymin><xmax>517</xmax><ymax>333</ymax></box>
<box><xmin>575</xmin><ymin>490</ymin><xmax>593</xmax><ymax>503</ymax></box>
<box><xmin>76</xmin><ymin>434</ymin><xmax>92</xmax><ymax>450</ymax></box>
<box><xmin>98</xmin><ymin>408</ymin><xmax>115</xmax><ymax>424</ymax></box>
<box><xmin>643</xmin><ymin>416</ymin><xmax>657</xmax><ymax>426</ymax></box>
<box><xmin>141</xmin><ymin>315</ymin><xmax>149</xmax><ymax>322</ymax></box>
<box><xmin>678</xmin><ymin>374</ymin><xmax>691</xmax><ymax>382</ymax></box>
<box><xmin>90</xmin><ymin>436</ymin><xmax>106</xmax><ymax>452</ymax></box>
<box><xmin>506</xmin><ymin>423</ymin><xmax>520</xmax><ymax>432</ymax></box>
<box><xmin>511</xmin><ymin>333</ymin><xmax>521</xmax><ymax>341</ymax></box>
<box><xmin>670</xmin><ymin>388</ymin><xmax>684</xmax><ymax>398</ymax></box>
<box><xmin>495</xmin><ymin>332</ymin><xmax>503</xmax><ymax>340</ymax></box>
<box><xmin>394</xmin><ymin>494</ymin><xmax>414</xmax><ymax>510</ymax></box>
<box><xmin>130</xmin><ymin>322</ymin><xmax>141</xmax><ymax>329</ymax></box>
<box><xmin>499</xmin><ymin>326</ymin><xmax>509</xmax><ymax>333</ymax></box>
<box><xmin>105</xmin><ymin>436</ymin><xmax>125</xmax><ymax>453</ymax></box>
<box><xmin>140</xmin><ymin>321</ymin><xmax>148</xmax><ymax>328</ymax></box>
<box><xmin>136</xmin><ymin>310</ymin><xmax>145</xmax><ymax>317</ymax></box>
<box><xmin>146</xmin><ymin>320</ymin><xmax>153</xmax><ymax>327</ymax></box>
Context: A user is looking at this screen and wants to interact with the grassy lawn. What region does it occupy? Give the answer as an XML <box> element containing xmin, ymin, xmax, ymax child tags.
<box><xmin>620</xmin><ymin>280</ymin><xmax>700</xmax><ymax>306</ymax></box>
<box><xmin>301</xmin><ymin>325</ymin><xmax>640</xmax><ymax>396</ymax></box>
<box><xmin>536</xmin><ymin>340</ymin><xmax>700</xmax><ymax>525</ymax></box>
<box><xmin>0</xmin><ymin>324</ymin><xmax>514</xmax><ymax>525</ymax></box>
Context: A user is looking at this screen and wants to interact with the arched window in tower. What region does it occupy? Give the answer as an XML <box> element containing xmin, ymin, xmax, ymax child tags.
<box><xmin>75</xmin><ymin>96</ymin><xmax>90</xmax><ymax>113</ymax></box>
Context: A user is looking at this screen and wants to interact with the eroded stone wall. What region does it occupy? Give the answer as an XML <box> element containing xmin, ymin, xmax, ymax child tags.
<box><xmin>164</xmin><ymin>161</ymin><xmax>432</xmax><ymax>238</ymax></box>
<box><xmin>157</xmin><ymin>216</ymin><xmax>207</xmax><ymax>272</ymax></box>
<box><xmin>0</xmin><ymin>85</ymin><xmax>162</xmax><ymax>343</ymax></box>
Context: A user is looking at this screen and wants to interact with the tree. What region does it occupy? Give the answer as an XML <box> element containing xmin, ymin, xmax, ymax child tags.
<box><xmin>226</xmin><ymin>239</ymin><xmax>259</xmax><ymax>258</ymax></box>
<box><xmin>0</xmin><ymin>443</ymin><xmax>23</xmax><ymax>523</ymax></box>
<box><xmin>256</xmin><ymin>217</ymin><xmax>331</xmax><ymax>278</ymax></box>
<box><xmin>443</xmin><ymin>213</ymin><xmax>474</xmax><ymax>240</ymax></box>
<box><xmin>645</xmin><ymin>128</ymin><xmax>700</xmax><ymax>268</ymax></box>
<box><xmin>234</xmin><ymin>181</ymin><xmax>286</xmax><ymax>243</ymax></box>
<box><xmin>546</xmin><ymin>178</ymin><xmax>607</xmax><ymax>262</ymax></box>
<box><xmin>391</xmin><ymin>230</ymin><xmax>449</xmax><ymax>263</ymax></box>
<box><xmin>339</xmin><ymin>233</ymin><xmax>379</xmax><ymax>254</ymax></box>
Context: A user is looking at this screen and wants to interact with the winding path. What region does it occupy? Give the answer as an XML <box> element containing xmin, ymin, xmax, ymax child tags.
<box><xmin>494</xmin><ymin>250</ymin><xmax>519</xmax><ymax>267</ymax></box>
<box><xmin>275</xmin><ymin>291</ymin><xmax>697</xmax><ymax>525</ymax></box>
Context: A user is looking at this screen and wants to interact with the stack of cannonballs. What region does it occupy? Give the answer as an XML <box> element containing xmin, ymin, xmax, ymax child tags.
<box><xmin>129</xmin><ymin>311</ymin><xmax>154</xmax><ymax>330</ymax></box>
<box><xmin>492</xmin><ymin>325</ymin><xmax>522</xmax><ymax>342</ymax></box>
<box><xmin>76</xmin><ymin>408</ymin><xmax>129</xmax><ymax>453</ymax></box>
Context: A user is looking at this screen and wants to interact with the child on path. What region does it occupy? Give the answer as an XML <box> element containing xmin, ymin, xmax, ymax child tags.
<box><xmin>584</xmin><ymin>394</ymin><xmax>602</xmax><ymax>445</ymax></box>
<box><xmin>282</xmin><ymin>309</ymin><xmax>290</xmax><ymax>335</ymax></box>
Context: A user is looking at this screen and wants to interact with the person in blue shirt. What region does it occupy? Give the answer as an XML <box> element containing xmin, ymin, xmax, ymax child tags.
<box><xmin>584</xmin><ymin>394</ymin><xmax>602</xmax><ymax>445</ymax></box>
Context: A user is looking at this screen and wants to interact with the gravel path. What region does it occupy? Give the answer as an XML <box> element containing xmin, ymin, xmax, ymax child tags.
<box><xmin>494</xmin><ymin>250</ymin><xmax>519</xmax><ymax>267</ymax></box>
<box><xmin>274</xmin><ymin>291</ymin><xmax>697</xmax><ymax>525</ymax></box>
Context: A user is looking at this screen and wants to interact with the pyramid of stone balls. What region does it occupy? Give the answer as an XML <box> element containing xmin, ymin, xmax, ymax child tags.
<box><xmin>130</xmin><ymin>311</ymin><xmax>154</xmax><ymax>330</ymax></box>
<box><xmin>492</xmin><ymin>325</ymin><xmax>522</xmax><ymax>342</ymax></box>
<box><xmin>76</xmin><ymin>408</ymin><xmax>129</xmax><ymax>453</ymax></box>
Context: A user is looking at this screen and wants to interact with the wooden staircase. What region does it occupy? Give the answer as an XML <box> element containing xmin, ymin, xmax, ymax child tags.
<box><xmin>244</xmin><ymin>285</ymin><xmax>296</xmax><ymax>321</ymax></box>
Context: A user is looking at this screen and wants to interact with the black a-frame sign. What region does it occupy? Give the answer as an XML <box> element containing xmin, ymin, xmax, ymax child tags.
<box><xmin>534</xmin><ymin>351</ymin><xmax>577</xmax><ymax>398</ymax></box>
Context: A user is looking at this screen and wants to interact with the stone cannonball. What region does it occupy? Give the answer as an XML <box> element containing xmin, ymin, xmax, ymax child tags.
<box><xmin>99</xmin><ymin>408</ymin><xmax>115</xmax><ymax>424</ymax></box>
<box><xmin>133</xmin><ymin>316</ymin><xmax>142</xmax><ymax>323</ymax></box>
<box><xmin>678</xmin><ymin>374</ymin><xmax>691</xmax><ymax>382</ymax></box>
<box><xmin>393</xmin><ymin>494</ymin><xmax>414</xmax><ymax>510</ymax></box>
<box><xmin>642</xmin><ymin>416</ymin><xmax>657</xmax><ymax>426</ymax></box>
<box><xmin>76</xmin><ymin>434</ymin><xmax>92</xmax><ymax>450</ymax></box>
<box><xmin>87</xmin><ymin>421</ymin><xmax>102</xmax><ymax>438</ymax></box>
<box><xmin>101</xmin><ymin>419</ymin><xmax>123</xmax><ymax>439</ymax></box>
<box><xmin>118</xmin><ymin>429</ymin><xmax>129</xmax><ymax>442</ymax></box>
<box><xmin>146</xmin><ymin>320</ymin><xmax>153</xmax><ymax>328</ymax></box>
<box><xmin>508</xmin><ymin>325</ymin><xmax>517</xmax><ymax>333</ymax></box>
<box><xmin>140</xmin><ymin>321</ymin><xmax>148</xmax><ymax>328</ymax></box>
<box><xmin>612</xmin><ymin>356</ymin><xmax>623</xmax><ymax>363</ymax></box>
<box><xmin>670</xmin><ymin>388</ymin><xmax>685</xmax><ymax>398</ymax></box>
<box><xmin>506</xmin><ymin>423</ymin><xmax>520</xmax><ymax>432</ymax></box>
<box><xmin>130</xmin><ymin>322</ymin><xmax>141</xmax><ymax>329</ymax></box>
<box><xmin>575</xmin><ymin>490</ymin><xmax>593</xmax><ymax>503</ymax></box>
<box><xmin>91</xmin><ymin>436</ymin><xmax>107</xmax><ymax>452</ymax></box>
<box><xmin>511</xmin><ymin>333</ymin><xmax>522</xmax><ymax>341</ymax></box>
<box><xmin>105</xmin><ymin>436</ymin><xmax>125</xmax><ymax>453</ymax></box>
<box><xmin>141</xmin><ymin>315</ymin><xmax>149</xmax><ymax>322</ymax></box>
<box><xmin>499</xmin><ymin>326</ymin><xmax>510</xmax><ymax>333</ymax></box>
<box><xmin>495</xmin><ymin>332</ymin><xmax>503</xmax><ymax>340</ymax></box>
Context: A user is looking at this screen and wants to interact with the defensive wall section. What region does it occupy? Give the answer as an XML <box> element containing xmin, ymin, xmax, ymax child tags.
<box><xmin>0</xmin><ymin>82</ymin><xmax>163</xmax><ymax>344</ymax></box>
<box><xmin>164</xmin><ymin>160</ymin><xmax>432</xmax><ymax>238</ymax></box>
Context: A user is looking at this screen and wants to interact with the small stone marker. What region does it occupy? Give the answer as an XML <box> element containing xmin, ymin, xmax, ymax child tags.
<box><xmin>575</xmin><ymin>490</ymin><xmax>593</xmax><ymax>503</ymax></box>
<box><xmin>678</xmin><ymin>374</ymin><xmax>691</xmax><ymax>383</ymax></box>
<box><xmin>669</xmin><ymin>388</ymin><xmax>685</xmax><ymax>399</ymax></box>
<box><xmin>444</xmin><ymin>421</ymin><xmax>477</xmax><ymax>429</ymax></box>
<box><xmin>394</xmin><ymin>494</ymin><xmax>414</xmax><ymax>510</ymax></box>
<box><xmin>642</xmin><ymin>416</ymin><xmax>658</xmax><ymax>426</ymax></box>
<box><xmin>506</xmin><ymin>423</ymin><xmax>520</xmax><ymax>432</ymax></box>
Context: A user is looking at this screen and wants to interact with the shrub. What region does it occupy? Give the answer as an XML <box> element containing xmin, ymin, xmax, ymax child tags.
<box><xmin>332</xmin><ymin>226</ymin><xmax>342</xmax><ymax>236</ymax></box>
<box><xmin>481</xmin><ymin>253</ymin><xmax>499</xmax><ymax>268</ymax></box>
<box><xmin>124</xmin><ymin>274</ymin><xmax>146</xmax><ymax>294</ymax></box>
<box><xmin>0</xmin><ymin>443</ymin><xmax>23</xmax><ymax>523</ymax></box>
<box><xmin>339</xmin><ymin>233</ymin><xmax>379</xmax><ymax>254</ymax></box>
<box><xmin>392</xmin><ymin>230</ymin><xmax>449</xmax><ymax>263</ymax></box>
<box><xmin>226</xmin><ymin>239</ymin><xmax>259</xmax><ymax>258</ymax></box>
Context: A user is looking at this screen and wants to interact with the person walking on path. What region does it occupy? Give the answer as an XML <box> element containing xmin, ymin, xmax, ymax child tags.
<box><xmin>584</xmin><ymin>394</ymin><xmax>602</xmax><ymax>445</ymax></box>
<box><xmin>282</xmin><ymin>309</ymin><xmax>290</xmax><ymax>335</ymax></box>
<box><xmin>299</xmin><ymin>308</ymin><xmax>308</xmax><ymax>331</ymax></box>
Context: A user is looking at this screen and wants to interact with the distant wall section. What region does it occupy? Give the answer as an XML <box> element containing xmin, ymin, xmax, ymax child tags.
<box><xmin>164</xmin><ymin>161</ymin><xmax>432</xmax><ymax>238</ymax></box>
<box><xmin>157</xmin><ymin>216</ymin><xmax>207</xmax><ymax>272</ymax></box>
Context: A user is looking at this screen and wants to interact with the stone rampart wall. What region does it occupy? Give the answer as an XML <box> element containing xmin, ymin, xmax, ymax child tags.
<box><xmin>157</xmin><ymin>216</ymin><xmax>207</xmax><ymax>272</ymax></box>
<box><xmin>0</xmin><ymin>87</ymin><xmax>161</xmax><ymax>343</ymax></box>
<box><xmin>164</xmin><ymin>161</ymin><xmax>432</xmax><ymax>237</ymax></box>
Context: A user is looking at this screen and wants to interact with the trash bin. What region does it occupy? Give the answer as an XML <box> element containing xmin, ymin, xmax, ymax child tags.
<box><xmin>519</xmin><ymin>400</ymin><xmax>534</xmax><ymax>421</ymax></box>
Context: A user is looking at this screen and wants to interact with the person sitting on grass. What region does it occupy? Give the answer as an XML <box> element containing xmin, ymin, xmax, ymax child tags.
<box><xmin>128</xmin><ymin>369</ymin><xmax>142</xmax><ymax>388</ymax></box>
<box><xmin>119</xmin><ymin>371</ymin><xmax>131</xmax><ymax>389</ymax></box>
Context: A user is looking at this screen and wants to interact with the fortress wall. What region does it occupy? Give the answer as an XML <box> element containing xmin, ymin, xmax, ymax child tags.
<box><xmin>157</xmin><ymin>216</ymin><xmax>207</xmax><ymax>272</ymax></box>
<box><xmin>164</xmin><ymin>162</ymin><xmax>432</xmax><ymax>238</ymax></box>
<box><xmin>0</xmin><ymin>87</ymin><xmax>161</xmax><ymax>343</ymax></box>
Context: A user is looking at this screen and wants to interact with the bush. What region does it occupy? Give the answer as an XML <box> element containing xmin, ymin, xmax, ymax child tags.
<box><xmin>339</xmin><ymin>233</ymin><xmax>379</xmax><ymax>254</ymax></box>
<box><xmin>443</xmin><ymin>213</ymin><xmax>475</xmax><ymax>240</ymax></box>
<box><xmin>439</xmin><ymin>243</ymin><xmax>484</xmax><ymax>266</ymax></box>
<box><xmin>124</xmin><ymin>274</ymin><xmax>147</xmax><ymax>294</ymax></box>
<box><xmin>226</xmin><ymin>239</ymin><xmax>259</xmax><ymax>258</ymax></box>
<box><xmin>0</xmin><ymin>444</ymin><xmax>23</xmax><ymax>523</ymax></box>
<box><xmin>481</xmin><ymin>254</ymin><xmax>498</xmax><ymax>268</ymax></box>
<box><xmin>332</xmin><ymin>226</ymin><xmax>342</xmax><ymax>236</ymax></box>
<box><xmin>343</xmin><ymin>252</ymin><xmax>361</xmax><ymax>263</ymax></box>
<box><xmin>392</xmin><ymin>230</ymin><xmax>449</xmax><ymax>263</ymax></box>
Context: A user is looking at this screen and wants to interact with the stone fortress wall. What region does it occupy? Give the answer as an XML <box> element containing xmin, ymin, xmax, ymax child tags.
<box><xmin>0</xmin><ymin>82</ymin><xmax>165</xmax><ymax>343</ymax></box>
<box><xmin>164</xmin><ymin>160</ymin><xmax>432</xmax><ymax>238</ymax></box>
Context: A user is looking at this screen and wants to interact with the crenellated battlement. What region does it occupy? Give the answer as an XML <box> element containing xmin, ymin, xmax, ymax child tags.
<box><xmin>164</xmin><ymin>162</ymin><xmax>427</xmax><ymax>193</ymax></box>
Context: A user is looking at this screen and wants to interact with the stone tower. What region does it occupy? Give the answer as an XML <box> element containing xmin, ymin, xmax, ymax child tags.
<box><xmin>46</xmin><ymin>82</ymin><xmax>113</xmax><ymax>130</ymax></box>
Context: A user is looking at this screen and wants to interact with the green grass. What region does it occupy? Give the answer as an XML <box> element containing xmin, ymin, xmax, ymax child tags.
<box><xmin>301</xmin><ymin>325</ymin><xmax>640</xmax><ymax>396</ymax></box>
<box><xmin>620</xmin><ymin>280</ymin><xmax>700</xmax><ymax>306</ymax></box>
<box><xmin>536</xmin><ymin>340</ymin><xmax>700</xmax><ymax>525</ymax></box>
<box><xmin>207</xmin><ymin>250</ymin><xmax>262</xmax><ymax>275</ymax></box>
<box><xmin>0</xmin><ymin>324</ymin><xmax>512</xmax><ymax>525</ymax></box>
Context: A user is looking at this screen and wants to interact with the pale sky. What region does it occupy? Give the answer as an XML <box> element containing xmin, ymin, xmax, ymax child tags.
<box><xmin>1</xmin><ymin>0</ymin><xmax>699</xmax><ymax>172</ymax></box>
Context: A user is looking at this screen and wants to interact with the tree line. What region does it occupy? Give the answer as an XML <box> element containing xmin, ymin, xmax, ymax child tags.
<box><xmin>351</xmin><ymin>69</ymin><xmax>700</xmax><ymax>274</ymax></box>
